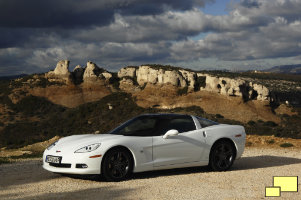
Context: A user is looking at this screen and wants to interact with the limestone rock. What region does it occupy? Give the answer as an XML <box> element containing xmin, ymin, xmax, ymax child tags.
<box><xmin>136</xmin><ymin>66</ymin><xmax>159</xmax><ymax>85</ymax></box>
<box><xmin>102</xmin><ymin>72</ymin><xmax>112</xmax><ymax>80</ymax></box>
<box><xmin>118</xmin><ymin>67</ymin><xmax>136</xmax><ymax>78</ymax></box>
<box><xmin>54</xmin><ymin>60</ymin><xmax>70</xmax><ymax>75</ymax></box>
<box><xmin>119</xmin><ymin>77</ymin><xmax>140</xmax><ymax>92</ymax></box>
<box><xmin>252</xmin><ymin>83</ymin><xmax>269</xmax><ymax>100</ymax></box>
<box><xmin>83</xmin><ymin>61</ymin><xmax>105</xmax><ymax>83</ymax></box>
<box><xmin>135</xmin><ymin>66</ymin><xmax>187</xmax><ymax>87</ymax></box>
<box><xmin>160</xmin><ymin>70</ymin><xmax>187</xmax><ymax>87</ymax></box>
<box><xmin>196</xmin><ymin>72</ymin><xmax>270</xmax><ymax>100</ymax></box>
<box><xmin>179</xmin><ymin>70</ymin><xmax>196</xmax><ymax>89</ymax></box>
<box><xmin>45</xmin><ymin>60</ymin><xmax>72</xmax><ymax>84</ymax></box>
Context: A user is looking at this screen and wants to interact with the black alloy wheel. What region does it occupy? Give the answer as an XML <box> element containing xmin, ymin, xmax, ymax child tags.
<box><xmin>102</xmin><ymin>148</ymin><xmax>133</xmax><ymax>181</ymax></box>
<box><xmin>209</xmin><ymin>141</ymin><xmax>235</xmax><ymax>171</ymax></box>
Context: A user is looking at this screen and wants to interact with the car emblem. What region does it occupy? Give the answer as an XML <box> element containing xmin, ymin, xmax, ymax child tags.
<box><xmin>56</xmin><ymin>150</ymin><xmax>61</xmax><ymax>153</ymax></box>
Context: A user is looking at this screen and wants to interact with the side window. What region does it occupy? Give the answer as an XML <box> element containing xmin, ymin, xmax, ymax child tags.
<box><xmin>115</xmin><ymin>117</ymin><xmax>157</xmax><ymax>136</ymax></box>
<box><xmin>166</xmin><ymin>117</ymin><xmax>196</xmax><ymax>133</ymax></box>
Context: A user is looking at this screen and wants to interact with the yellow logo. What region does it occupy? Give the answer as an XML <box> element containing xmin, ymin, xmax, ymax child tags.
<box><xmin>265</xmin><ymin>176</ymin><xmax>298</xmax><ymax>197</ymax></box>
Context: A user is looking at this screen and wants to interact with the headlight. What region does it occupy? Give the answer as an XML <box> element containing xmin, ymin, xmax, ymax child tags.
<box><xmin>74</xmin><ymin>143</ymin><xmax>101</xmax><ymax>153</ymax></box>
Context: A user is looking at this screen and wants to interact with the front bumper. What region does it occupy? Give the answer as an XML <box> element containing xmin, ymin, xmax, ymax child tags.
<box><xmin>43</xmin><ymin>151</ymin><xmax>103</xmax><ymax>175</ymax></box>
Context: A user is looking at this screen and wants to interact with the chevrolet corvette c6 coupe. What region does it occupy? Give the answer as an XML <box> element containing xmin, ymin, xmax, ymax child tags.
<box><xmin>43</xmin><ymin>113</ymin><xmax>246</xmax><ymax>181</ymax></box>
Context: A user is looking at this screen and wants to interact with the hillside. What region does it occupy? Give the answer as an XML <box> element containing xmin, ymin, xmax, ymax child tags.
<box><xmin>263</xmin><ymin>64</ymin><xmax>301</xmax><ymax>74</ymax></box>
<box><xmin>0</xmin><ymin>60</ymin><xmax>301</xmax><ymax>149</ymax></box>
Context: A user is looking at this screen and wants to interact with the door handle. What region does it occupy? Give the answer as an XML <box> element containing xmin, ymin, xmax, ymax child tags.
<box><xmin>203</xmin><ymin>131</ymin><xmax>207</xmax><ymax>137</ymax></box>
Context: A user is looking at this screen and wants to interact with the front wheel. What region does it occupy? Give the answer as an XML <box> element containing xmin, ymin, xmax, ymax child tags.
<box><xmin>101</xmin><ymin>148</ymin><xmax>133</xmax><ymax>182</ymax></box>
<box><xmin>209</xmin><ymin>141</ymin><xmax>235</xmax><ymax>171</ymax></box>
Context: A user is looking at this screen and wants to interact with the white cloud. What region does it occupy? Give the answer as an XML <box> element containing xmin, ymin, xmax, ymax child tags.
<box><xmin>1</xmin><ymin>0</ymin><xmax>301</xmax><ymax>75</ymax></box>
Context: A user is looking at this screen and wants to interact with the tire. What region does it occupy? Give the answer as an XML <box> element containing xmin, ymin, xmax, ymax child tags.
<box><xmin>101</xmin><ymin>148</ymin><xmax>133</xmax><ymax>182</ymax></box>
<box><xmin>209</xmin><ymin>140</ymin><xmax>235</xmax><ymax>171</ymax></box>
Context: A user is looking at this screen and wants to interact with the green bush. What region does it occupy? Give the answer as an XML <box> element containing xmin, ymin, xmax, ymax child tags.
<box><xmin>280</xmin><ymin>143</ymin><xmax>294</xmax><ymax>148</ymax></box>
<box><xmin>247</xmin><ymin>120</ymin><xmax>256</xmax><ymax>126</ymax></box>
<box><xmin>263</xmin><ymin>121</ymin><xmax>278</xmax><ymax>127</ymax></box>
<box><xmin>0</xmin><ymin>157</ymin><xmax>10</xmax><ymax>165</ymax></box>
<box><xmin>215</xmin><ymin>114</ymin><xmax>224</xmax><ymax>118</ymax></box>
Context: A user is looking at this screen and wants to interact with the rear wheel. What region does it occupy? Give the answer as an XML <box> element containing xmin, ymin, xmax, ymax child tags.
<box><xmin>101</xmin><ymin>148</ymin><xmax>133</xmax><ymax>181</ymax></box>
<box><xmin>209</xmin><ymin>140</ymin><xmax>235</xmax><ymax>171</ymax></box>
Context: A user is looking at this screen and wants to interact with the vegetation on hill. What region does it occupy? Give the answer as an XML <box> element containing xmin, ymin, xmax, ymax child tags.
<box><xmin>0</xmin><ymin>90</ymin><xmax>300</xmax><ymax>149</ymax></box>
<box><xmin>1</xmin><ymin>69</ymin><xmax>301</xmax><ymax>149</ymax></box>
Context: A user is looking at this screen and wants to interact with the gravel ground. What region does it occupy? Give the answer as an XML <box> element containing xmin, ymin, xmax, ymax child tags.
<box><xmin>0</xmin><ymin>147</ymin><xmax>300</xmax><ymax>200</ymax></box>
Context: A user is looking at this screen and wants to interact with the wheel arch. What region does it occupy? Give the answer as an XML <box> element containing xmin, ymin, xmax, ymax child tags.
<box><xmin>209</xmin><ymin>138</ymin><xmax>238</xmax><ymax>159</ymax></box>
<box><xmin>101</xmin><ymin>145</ymin><xmax>136</xmax><ymax>172</ymax></box>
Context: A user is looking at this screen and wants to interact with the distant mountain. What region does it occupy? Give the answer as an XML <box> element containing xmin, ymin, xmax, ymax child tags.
<box><xmin>0</xmin><ymin>74</ymin><xmax>28</xmax><ymax>80</ymax></box>
<box><xmin>264</xmin><ymin>64</ymin><xmax>301</xmax><ymax>74</ymax></box>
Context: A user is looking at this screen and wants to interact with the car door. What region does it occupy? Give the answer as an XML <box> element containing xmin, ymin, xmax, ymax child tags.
<box><xmin>152</xmin><ymin>116</ymin><xmax>207</xmax><ymax>167</ymax></box>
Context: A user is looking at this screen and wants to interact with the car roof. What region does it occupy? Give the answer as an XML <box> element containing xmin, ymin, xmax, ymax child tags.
<box><xmin>138</xmin><ymin>113</ymin><xmax>192</xmax><ymax>118</ymax></box>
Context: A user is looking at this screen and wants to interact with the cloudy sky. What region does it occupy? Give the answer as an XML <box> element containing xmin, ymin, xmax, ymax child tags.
<box><xmin>1</xmin><ymin>0</ymin><xmax>301</xmax><ymax>76</ymax></box>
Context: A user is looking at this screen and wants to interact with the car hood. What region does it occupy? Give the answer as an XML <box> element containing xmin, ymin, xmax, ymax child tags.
<box><xmin>53</xmin><ymin>134</ymin><xmax>121</xmax><ymax>151</ymax></box>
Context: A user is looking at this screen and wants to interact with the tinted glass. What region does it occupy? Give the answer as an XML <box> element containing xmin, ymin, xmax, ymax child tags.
<box><xmin>109</xmin><ymin>116</ymin><xmax>157</xmax><ymax>136</ymax></box>
<box><xmin>109</xmin><ymin>115</ymin><xmax>196</xmax><ymax>137</ymax></box>
<box><xmin>167</xmin><ymin>117</ymin><xmax>196</xmax><ymax>133</ymax></box>
<box><xmin>156</xmin><ymin>116</ymin><xmax>196</xmax><ymax>135</ymax></box>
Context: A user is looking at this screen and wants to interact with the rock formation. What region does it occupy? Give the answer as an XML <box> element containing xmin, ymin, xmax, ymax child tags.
<box><xmin>43</xmin><ymin>61</ymin><xmax>270</xmax><ymax>102</ymax></box>
<box><xmin>45</xmin><ymin>60</ymin><xmax>73</xmax><ymax>83</ymax></box>
<box><xmin>118</xmin><ymin>67</ymin><xmax>136</xmax><ymax>78</ymax></box>
<box><xmin>118</xmin><ymin>66</ymin><xmax>187</xmax><ymax>87</ymax></box>
<box><xmin>83</xmin><ymin>61</ymin><xmax>105</xmax><ymax>83</ymax></box>
<box><xmin>53</xmin><ymin>60</ymin><xmax>70</xmax><ymax>75</ymax></box>
<box><xmin>117</xmin><ymin>65</ymin><xmax>270</xmax><ymax>101</ymax></box>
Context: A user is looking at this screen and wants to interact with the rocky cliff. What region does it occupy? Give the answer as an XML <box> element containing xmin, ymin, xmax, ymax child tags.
<box><xmin>46</xmin><ymin>60</ymin><xmax>112</xmax><ymax>85</ymax></box>
<box><xmin>10</xmin><ymin>60</ymin><xmax>271</xmax><ymax>107</ymax></box>
<box><xmin>117</xmin><ymin>65</ymin><xmax>270</xmax><ymax>101</ymax></box>
<box><xmin>6</xmin><ymin>60</ymin><xmax>298</xmax><ymax>124</ymax></box>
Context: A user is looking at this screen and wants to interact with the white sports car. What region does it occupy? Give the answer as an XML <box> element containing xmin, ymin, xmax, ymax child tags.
<box><xmin>43</xmin><ymin>113</ymin><xmax>246</xmax><ymax>181</ymax></box>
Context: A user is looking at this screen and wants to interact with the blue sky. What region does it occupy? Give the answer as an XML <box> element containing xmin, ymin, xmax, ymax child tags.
<box><xmin>0</xmin><ymin>0</ymin><xmax>301</xmax><ymax>76</ymax></box>
<box><xmin>202</xmin><ymin>0</ymin><xmax>231</xmax><ymax>15</ymax></box>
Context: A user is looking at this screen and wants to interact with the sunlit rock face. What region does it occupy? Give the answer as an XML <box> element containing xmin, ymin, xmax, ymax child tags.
<box><xmin>45</xmin><ymin>60</ymin><xmax>73</xmax><ymax>84</ymax></box>
<box><xmin>83</xmin><ymin>61</ymin><xmax>105</xmax><ymax>83</ymax></box>
<box><xmin>118</xmin><ymin>65</ymin><xmax>270</xmax><ymax>101</ymax></box>
<box><xmin>44</xmin><ymin>61</ymin><xmax>270</xmax><ymax>102</ymax></box>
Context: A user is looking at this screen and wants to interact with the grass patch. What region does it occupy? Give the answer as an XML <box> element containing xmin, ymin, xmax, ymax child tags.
<box><xmin>267</xmin><ymin>139</ymin><xmax>275</xmax><ymax>144</ymax></box>
<box><xmin>247</xmin><ymin>120</ymin><xmax>256</xmax><ymax>126</ymax></box>
<box><xmin>0</xmin><ymin>152</ymin><xmax>43</xmax><ymax>165</ymax></box>
<box><xmin>10</xmin><ymin>152</ymin><xmax>43</xmax><ymax>159</ymax></box>
<box><xmin>280</xmin><ymin>143</ymin><xmax>294</xmax><ymax>148</ymax></box>
<box><xmin>263</xmin><ymin>121</ymin><xmax>278</xmax><ymax>127</ymax></box>
<box><xmin>0</xmin><ymin>157</ymin><xmax>10</xmax><ymax>165</ymax></box>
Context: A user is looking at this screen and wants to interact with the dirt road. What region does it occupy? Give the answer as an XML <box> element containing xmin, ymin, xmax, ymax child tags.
<box><xmin>0</xmin><ymin>147</ymin><xmax>300</xmax><ymax>200</ymax></box>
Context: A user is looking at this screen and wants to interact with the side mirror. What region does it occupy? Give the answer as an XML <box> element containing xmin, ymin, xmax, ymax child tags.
<box><xmin>163</xmin><ymin>129</ymin><xmax>179</xmax><ymax>139</ymax></box>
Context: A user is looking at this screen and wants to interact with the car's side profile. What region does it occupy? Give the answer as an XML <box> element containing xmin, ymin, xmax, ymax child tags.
<box><xmin>43</xmin><ymin>113</ymin><xmax>246</xmax><ymax>181</ymax></box>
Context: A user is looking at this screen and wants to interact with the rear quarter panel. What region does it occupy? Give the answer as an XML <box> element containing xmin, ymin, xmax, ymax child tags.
<box><xmin>203</xmin><ymin>124</ymin><xmax>246</xmax><ymax>161</ymax></box>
